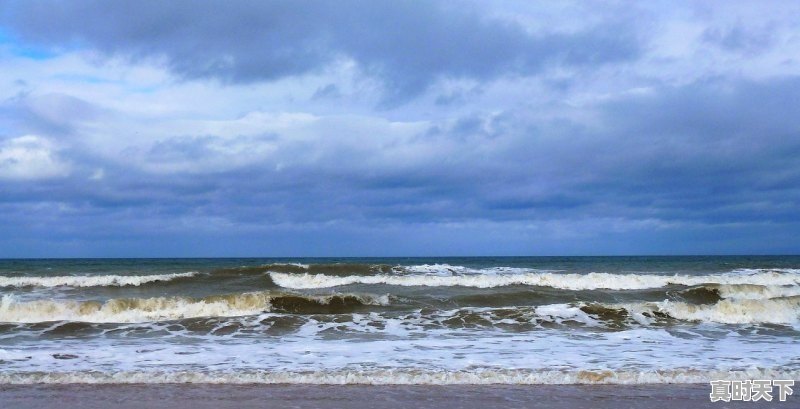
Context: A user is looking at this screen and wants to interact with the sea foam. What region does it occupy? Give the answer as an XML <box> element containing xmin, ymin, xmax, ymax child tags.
<box><xmin>0</xmin><ymin>292</ymin><xmax>388</xmax><ymax>323</ymax></box>
<box><xmin>0</xmin><ymin>368</ymin><xmax>797</xmax><ymax>385</ymax></box>
<box><xmin>0</xmin><ymin>272</ymin><xmax>198</xmax><ymax>288</ymax></box>
<box><xmin>270</xmin><ymin>268</ymin><xmax>800</xmax><ymax>290</ymax></box>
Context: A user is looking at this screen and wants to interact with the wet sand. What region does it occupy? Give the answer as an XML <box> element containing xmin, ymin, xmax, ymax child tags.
<box><xmin>0</xmin><ymin>384</ymin><xmax>789</xmax><ymax>409</ymax></box>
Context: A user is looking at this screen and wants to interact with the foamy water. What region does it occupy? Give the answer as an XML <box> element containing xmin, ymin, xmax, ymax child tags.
<box><xmin>269</xmin><ymin>269</ymin><xmax>800</xmax><ymax>290</ymax></box>
<box><xmin>0</xmin><ymin>257</ymin><xmax>798</xmax><ymax>384</ymax></box>
<box><xmin>0</xmin><ymin>272</ymin><xmax>198</xmax><ymax>288</ymax></box>
<box><xmin>0</xmin><ymin>292</ymin><xmax>389</xmax><ymax>323</ymax></box>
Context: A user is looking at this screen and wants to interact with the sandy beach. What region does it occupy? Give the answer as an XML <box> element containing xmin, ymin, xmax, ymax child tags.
<box><xmin>0</xmin><ymin>384</ymin><xmax>790</xmax><ymax>409</ymax></box>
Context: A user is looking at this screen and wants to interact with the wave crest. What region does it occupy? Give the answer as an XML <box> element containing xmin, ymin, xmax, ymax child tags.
<box><xmin>651</xmin><ymin>296</ymin><xmax>800</xmax><ymax>325</ymax></box>
<box><xmin>270</xmin><ymin>269</ymin><xmax>800</xmax><ymax>290</ymax></box>
<box><xmin>0</xmin><ymin>368</ymin><xmax>796</xmax><ymax>385</ymax></box>
<box><xmin>0</xmin><ymin>292</ymin><xmax>388</xmax><ymax>323</ymax></box>
<box><xmin>0</xmin><ymin>272</ymin><xmax>198</xmax><ymax>288</ymax></box>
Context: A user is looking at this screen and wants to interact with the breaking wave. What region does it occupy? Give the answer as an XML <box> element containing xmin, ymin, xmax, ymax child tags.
<box><xmin>567</xmin><ymin>297</ymin><xmax>800</xmax><ymax>326</ymax></box>
<box><xmin>650</xmin><ymin>296</ymin><xmax>800</xmax><ymax>325</ymax></box>
<box><xmin>455</xmin><ymin>297</ymin><xmax>800</xmax><ymax>327</ymax></box>
<box><xmin>269</xmin><ymin>268</ymin><xmax>800</xmax><ymax>290</ymax></box>
<box><xmin>223</xmin><ymin>263</ymin><xmax>395</xmax><ymax>276</ymax></box>
<box><xmin>0</xmin><ymin>368</ymin><xmax>796</xmax><ymax>385</ymax></box>
<box><xmin>0</xmin><ymin>272</ymin><xmax>199</xmax><ymax>288</ymax></box>
<box><xmin>714</xmin><ymin>283</ymin><xmax>800</xmax><ymax>299</ymax></box>
<box><xmin>0</xmin><ymin>292</ymin><xmax>389</xmax><ymax>323</ymax></box>
<box><xmin>3</xmin><ymin>295</ymin><xmax>795</xmax><ymax>332</ymax></box>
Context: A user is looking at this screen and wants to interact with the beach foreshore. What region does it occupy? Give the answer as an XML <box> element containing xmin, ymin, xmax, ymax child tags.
<box><xmin>0</xmin><ymin>383</ymin><xmax>784</xmax><ymax>409</ymax></box>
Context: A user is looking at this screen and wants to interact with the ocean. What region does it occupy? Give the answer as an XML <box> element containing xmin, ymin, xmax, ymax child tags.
<box><xmin>0</xmin><ymin>256</ymin><xmax>798</xmax><ymax>385</ymax></box>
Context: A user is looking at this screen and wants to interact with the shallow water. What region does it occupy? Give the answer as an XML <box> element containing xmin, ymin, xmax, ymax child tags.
<box><xmin>0</xmin><ymin>384</ymin><xmax>780</xmax><ymax>409</ymax></box>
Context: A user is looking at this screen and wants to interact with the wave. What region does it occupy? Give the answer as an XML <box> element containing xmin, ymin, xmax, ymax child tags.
<box><xmin>0</xmin><ymin>292</ymin><xmax>389</xmax><ymax>324</ymax></box>
<box><xmin>0</xmin><ymin>368</ymin><xmax>795</xmax><ymax>385</ymax></box>
<box><xmin>269</xmin><ymin>269</ymin><xmax>800</xmax><ymax>290</ymax></box>
<box><xmin>563</xmin><ymin>296</ymin><xmax>800</xmax><ymax>326</ymax></box>
<box><xmin>0</xmin><ymin>272</ymin><xmax>199</xmax><ymax>288</ymax></box>
<box><xmin>215</xmin><ymin>263</ymin><xmax>515</xmax><ymax>277</ymax></box>
<box><xmin>403</xmin><ymin>264</ymin><xmax>534</xmax><ymax>275</ymax></box>
<box><xmin>675</xmin><ymin>284</ymin><xmax>800</xmax><ymax>305</ymax></box>
<box><xmin>258</xmin><ymin>263</ymin><xmax>395</xmax><ymax>275</ymax></box>
<box><xmin>2</xmin><ymin>291</ymin><xmax>793</xmax><ymax>327</ymax></box>
<box><xmin>365</xmin><ymin>305</ymin><xmax>604</xmax><ymax>331</ymax></box>
<box><xmin>363</xmin><ymin>299</ymin><xmax>800</xmax><ymax>329</ymax></box>
<box><xmin>713</xmin><ymin>283</ymin><xmax>800</xmax><ymax>299</ymax></box>
<box><xmin>209</xmin><ymin>264</ymin><xmax>307</xmax><ymax>276</ymax></box>
<box><xmin>440</xmin><ymin>297</ymin><xmax>800</xmax><ymax>327</ymax></box>
<box><xmin>650</xmin><ymin>296</ymin><xmax>800</xmax><ymax>325</ymax></box>
<box><xmin>0</xmin><ymin>299</ymin><xmax>796</xmax><ymax>341</ymax></box>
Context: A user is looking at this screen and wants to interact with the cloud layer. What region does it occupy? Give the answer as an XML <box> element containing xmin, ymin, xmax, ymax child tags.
<box><xmin>3</xmin><ymin>0</ymin><xmax>640</xmax><ymax>105</ymax></box>
<box><xmin>0</xmin><ymin>1</ymin><xmax>798</xmax><ymax>256</ymax></box>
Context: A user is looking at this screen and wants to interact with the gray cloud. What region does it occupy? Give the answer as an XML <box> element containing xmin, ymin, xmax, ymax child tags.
<box><xmin>3</xmin><ymin>77</ymin><xmax>799</xmax><ymax>230</ymax></box>
<box><xmin>1</xmin><ymin>92</ymin><xmax>103</xmax><ymax>138</ymax></box>
<box><xmin>1</xmin><ymin>2</ymin><xmax>799</xmax><ymax>255</ymax></box>
<box><xmin>1</xmin><ymin>0</ymin><xmax>641</xmax><ymax>105</ymax></box>
<box><xmin>311</xmin><ymin>84</ymin><xmax>341</xmax><ymax>101</ymax></box>
<box><xmin>702</xmin><ymin>24</ymin><xmax>774</xmax><ymax>54</ymax></box>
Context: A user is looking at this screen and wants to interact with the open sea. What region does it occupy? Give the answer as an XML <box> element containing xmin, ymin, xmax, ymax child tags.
<box><xmin>0</xmin><ymin>256</ymin><xmax>798</xmax><ymax>384</ymax></box>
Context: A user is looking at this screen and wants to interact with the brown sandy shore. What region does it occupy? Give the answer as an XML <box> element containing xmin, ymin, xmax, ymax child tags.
<box><xmin>0</xmin><ymin>384</ymin><xmax>791</xmax><ymax>409</ymax></box>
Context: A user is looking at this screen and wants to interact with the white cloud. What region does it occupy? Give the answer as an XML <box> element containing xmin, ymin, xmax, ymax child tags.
<box><xmin>89</xmin><ymin>168</ymin><xmax>105</xmax><ymax>180</ymax></box>
<box><xmin>0</xmin><ymin>135</ymin><xmax>70</xmax><ymax>180</ymax></box>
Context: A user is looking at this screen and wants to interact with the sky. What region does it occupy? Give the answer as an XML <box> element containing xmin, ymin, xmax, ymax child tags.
<box><xmin>0</xmin><ymin>1</ymin><xmax>799</xmax><ymax>257</ymax></box>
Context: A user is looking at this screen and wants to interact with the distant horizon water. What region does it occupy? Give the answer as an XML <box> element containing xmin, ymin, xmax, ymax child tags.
<box><xmin>3</xmin><ymin>254</ymin><xmax>799</xmax><ymax>260</ymax></box>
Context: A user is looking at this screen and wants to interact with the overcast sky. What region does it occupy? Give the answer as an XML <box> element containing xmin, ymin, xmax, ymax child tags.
<box><xmin>0</xmin><ymin>1</ymin><xmax>799</xmax><ymax>257</ymax></box>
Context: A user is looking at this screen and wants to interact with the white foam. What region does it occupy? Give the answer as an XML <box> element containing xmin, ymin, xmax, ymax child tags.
<box><xmin>375</xmin><ymin>305</ymin><xmax>602</xmax><ymax>331</ymax></box>
<box><xmin>1</xmin><ymin>317</ymin><xmax>797</xmax><ymax>385</ymax></box>
<box><xmin>714</xmin><ymin>284</ymin><xmax>800</xmax><ymax>300</ymax></box>
<box><xmin>733</xmin><ymin>268</ymin><xmax>800</xmax><ymax>274</ymax></box>
<box><xmin>0</xmin><ymin>292</ymin><xmax>388</xmax><ymax>323</ymax></box>
<box><xmin>534</xmin><ymin>304</ymin><xmax>599</xmax><ymax>325</ymax></box>
<box><xmin>403</xmin><ymin>264</ymin><xmax>555</xmax><ymax>276</ymax></box>
<box><xmin>402</xmin><ymin>264</ymin><xmax>537</xmax><ymax>275</ymax></box>
<box><xmin>1</xmin><ymin>368</ymin><xmax>797</xmax><ymax>385</ymax></box>
<box><xmin>0</xmin><ymin>293</ymin><xmax>271</xmax><ymax>323</ymax></box>
<box><xmin>654</xmin><ymin>297</ymin><xmax>800</xmax><ymax>325</ymax></box>
<box><xmin>0</xmin><ymin>272</ymin><xmax>198</xmax><ymax>288</ymax></box>
<box><xmin>265</xmin><ymin>263</ymin><xmax>309</xmax><ymax>269</ymax></box>
<box><xmin>402</xmin><ymin>264</ymin><xmax>470</xmax><ymax>275</ymax></box>
<box><xmin>270</xmin><ymin>269</ymin><xmax>800</xmax><ymax>290</ymax></box>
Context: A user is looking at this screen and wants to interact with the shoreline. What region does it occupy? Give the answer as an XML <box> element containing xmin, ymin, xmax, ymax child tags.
<box><xmin>0</xmin><ymin>383</ymin><xmax>783</xmax><ymax>409</ymax></box>
<box><xmin>1</xmin><ymin>368</ymin><xmax>796</xmax><ymax>385</ymax></box>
